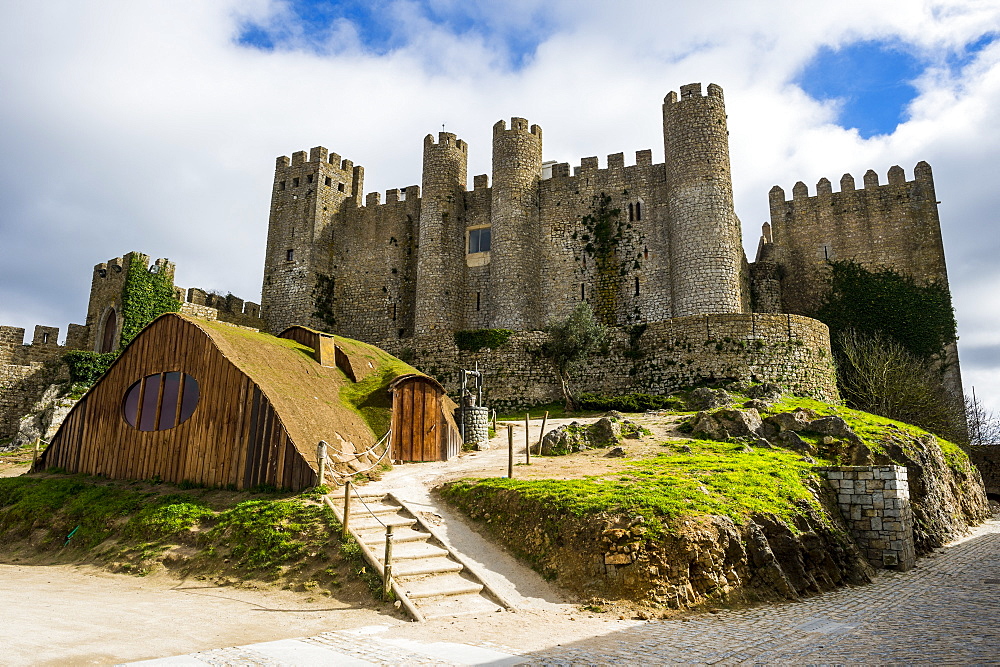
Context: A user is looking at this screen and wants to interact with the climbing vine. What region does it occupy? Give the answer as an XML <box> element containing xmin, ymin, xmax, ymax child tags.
<box><xmin>118</xmin><ymin>256</ymin><xmax>180</xmax><ymax>348</ymax></box>
<box><xmin>454</xmin><ymin>328</ymin><xmax>514</xmax><ymax>352</ymax></box>
<box><xmin>815</xmin><ymin>261</ymin><xmax>957</xmax><ymax>360</ymax></box>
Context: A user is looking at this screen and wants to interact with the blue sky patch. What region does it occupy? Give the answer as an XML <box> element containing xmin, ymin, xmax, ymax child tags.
<box><xmin>796</xmin><ymin>35</ymin><xmax>997</xmax><ymax>138</ymax></box>
<box><xmin>235</xmin><ymin>0</ymin><xmax>550</xmax><ymax>69</ymax></box>
<box><xmin>796</xmin><ymin>40</ymin><xmax>924</xmax><ymax>138</ymax></box>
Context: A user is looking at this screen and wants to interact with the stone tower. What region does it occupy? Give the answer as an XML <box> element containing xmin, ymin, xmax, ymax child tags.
<box><xmin>261</xmin><ymin>146</ymin><xmax>364</xmax><ymax>334</ymax></box>
<box><xmin>490</xmin><ymin>118</ymin><xmax>543</xmax><ymax>330</ymax></box>
<box><xmin>662</xmin><ymin>83</ymin><xmax>748</xmax><ymax>316</ymax></box>
<box><xmin>415</xmin><ymin>132</ymin><xmax>468</xmax><ymax>334</ymax></box>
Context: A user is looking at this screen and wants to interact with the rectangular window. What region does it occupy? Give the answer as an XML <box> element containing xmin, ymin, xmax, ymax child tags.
<box><xmin>286</xmin><ymin>249</ymin><xmax>294</xmax><ymax>261</ymax></box>
<box><xmin>581</xmin><ymin>283</ymin><xmax>586</xmax><ymax>301</ymax></box>
<box><xmin>279</xmin><ymin>180</ymin><xmax>286</xmax><ymax>191</ymax></box>
<box><xmin>476</xmin><ymin>291</ymin><xmax>481</xmax><ymax>311</ymax></box>
<box><xmin>307</xmin><ymin>174</ymin><xmax>314</xmax><ymax>184</ymax></box>
<box><xmin>635</xmin><ymin>202</ymin><xmax>642</xmax><ymax>220</ymax></box>
<box><xmin>338</xmin><ymin>182</ymin><xmax>345</xmax><ymax>192</ymax></box>
<box><xmin>292</xmin><ymin>177</ymin><xmax>300</xmax><ymax>187</ymax></box>
<box><xmin>325</xmin><ymin>176</ymin><xmax>332</xmax><ymax>187</ymax></box>
<box><xmin>468</xmin><ymin>227</ymin><xmax>491</xmax><ymax>253</ymax></box>
<box><xmin>628</xmin><ymin>203</ymin><xmax>634</xmax><ymax>222</ymax></box>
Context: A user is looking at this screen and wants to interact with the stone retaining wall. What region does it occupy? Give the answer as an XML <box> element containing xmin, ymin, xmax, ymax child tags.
<box><xmin>818</xmin><ymin>465</ymin><xmax>915</xmax><ymax>571</ymax></box>
<box><xmin>378</xmin><ymin>313</ymin><xmax>837</xmax><ymax>410</ymax></box>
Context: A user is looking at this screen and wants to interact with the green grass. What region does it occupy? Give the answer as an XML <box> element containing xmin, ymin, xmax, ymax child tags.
<box><xmin>496</xmin><ymin>402</ymin><xmax>603</xmax><ymax>421</ymax></box>
<box><xmin>443</xmin><ymin>438</ymin><xmax>822</xmax><ymax>536</ymax></box>
<box><xmin>0</xmin><ymin>474</ymin><xmax>342</xmax><ymax>580</ymax></box>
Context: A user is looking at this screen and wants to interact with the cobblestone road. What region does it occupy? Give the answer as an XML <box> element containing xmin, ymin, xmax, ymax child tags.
<box><xmin>133</xmin><ymin>519</ymin><xmax>1000</xmax><ymax>665</ymax></box>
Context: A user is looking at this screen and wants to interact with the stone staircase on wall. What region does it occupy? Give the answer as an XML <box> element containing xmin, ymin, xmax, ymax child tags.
<box><xmin>325</xmin><ymin>490</ymin><xmax>513</xmax><ymax>621</ymax></box>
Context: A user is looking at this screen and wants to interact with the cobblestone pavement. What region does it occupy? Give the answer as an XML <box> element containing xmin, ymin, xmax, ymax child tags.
<box><xmin>130</xmin><ymin>519</ymin><xmax>1000</xmax><ymax>665</ymax></box>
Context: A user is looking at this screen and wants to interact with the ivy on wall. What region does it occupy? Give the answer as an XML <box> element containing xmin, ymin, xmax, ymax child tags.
<box><xmin>815</xmin><ymin>260</ymin><xmax>957</xmax><ymax>360</ymax></box>
<box><xmin>454</xmin><ymin>328</ymin><xmax>514</xmax><ymax>352</ymax></box>
<box><xmin>63</xmin><ymin>350</ymin><xmax>119</xmax><ymax>384</ymax></box>
<box><xmin>118</xmin><ymin>256</ymin><xmax>181</xmax><ymax>348</ymax></box>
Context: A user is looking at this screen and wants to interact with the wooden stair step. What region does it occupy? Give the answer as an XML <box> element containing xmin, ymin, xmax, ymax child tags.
<box><xmin>398</xmin><ymin>573</ymin><xmax>484</xmax><ymax>599</ymax></box>
<box><xmin>346</xmin><ymin>502</ymin><xmax>402</xmax><ymax>516</ymax></box>
<box><xmin>393</xmin><ymin>557</ymin><xmax>463</xmax><ymax>577</ymax></box>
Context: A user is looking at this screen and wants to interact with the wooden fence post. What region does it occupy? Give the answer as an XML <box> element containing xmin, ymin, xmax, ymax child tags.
<box><xmin>32</xmin><ymin>438</ymin><xmax>39</xmax><ymax>467</ymax></box>
<box><xmin>342</xmin><ymin>480</ymin><xmax>352</xmax><ymax>540</ymax></box>
<box><xmin>537</xmin><ymin>411</ymin><xmax>548</xmax><ymax>455</ymax></box>
<box><xmin>317</xmin><ymin>440</ymin><xmax>327</xmax><ymax>486</ymax></box>
<box><xmin>383</xmin><ymin>524</ymin><xmax>394</xmax><ymax>599</ymax></box>
<box><xmin>508</xmin><ymin>426</ymin><xmax>514</xmax><ymax>478</ymax></box>
<box><xmin>525</xmin><ymin>413</ymin><xmax>530</xmax><ymax>464</ymax></box>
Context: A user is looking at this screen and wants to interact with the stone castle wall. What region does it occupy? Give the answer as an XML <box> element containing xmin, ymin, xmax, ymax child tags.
<box><xmin>768</xmin><ymin>162</ymin><xmax>947</xmax><ymax>316</ymax></box>
<box><xmin>0</xmin><ymin>326</ymin><xmax>70</xmax><ymax>440</ymax></box>
<box><xmin>259</xmin><ymin>83</ymin><xmax>755</xmax><ymax>341</ymax></box>
<box><xmin>375</xmin><ymin>313</ymin><xmax>838</xmax><ymax>411</ymax></box>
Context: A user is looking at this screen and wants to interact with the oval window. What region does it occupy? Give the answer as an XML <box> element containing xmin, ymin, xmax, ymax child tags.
<box><xmin>122</xmin><ymin>372</ymin><xmax>199</xmax><ymax>431</ymax></box>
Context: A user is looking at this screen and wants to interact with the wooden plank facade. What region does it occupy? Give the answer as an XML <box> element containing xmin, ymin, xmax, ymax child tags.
<box><xmin>43</xmin><ymin>315</ymin><xmax>318</xmax><ymax>490</ymax></box>
<box><xmin>390</xmin><ymin>375</ymin><xmax>461</xmax><ymax>462</ymax></box>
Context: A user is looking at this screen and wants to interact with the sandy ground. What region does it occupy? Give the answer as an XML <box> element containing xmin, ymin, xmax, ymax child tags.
<box><xmin>1</xmin><ymin>414</ymin><xmax>668</xmax><ymax>665</ymax></box>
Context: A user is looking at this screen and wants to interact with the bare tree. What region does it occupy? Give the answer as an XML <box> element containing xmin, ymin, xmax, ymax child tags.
<box><xmin>835</xmin><ymin>330</ymin><xmax>965</xmax><ymax>442</ymax></box>
<box><xmin>966</xmin><ymin>390</ymin><xmax>1000</xmax><ymax>446</ymax></box>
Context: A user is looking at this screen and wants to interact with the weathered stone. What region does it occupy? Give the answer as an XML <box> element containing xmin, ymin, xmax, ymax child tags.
<box><xmin>686</xmin><ymin>387</ymin><xmax>733</xmax><ymax>411</ymax></box>
<box><xmin>775</xmin><ymin>430</ymin><xmax>817</xmax><ymax>455</ymax></box>
<box><xmin>606</xmin><ymin>446</ymin><xmax>626</xmax><ymax>458</ymax></box>
<box><xmin>747</xmin><ymin>382</ymin><xmax>782</xmax><ymax>401</ymax></box>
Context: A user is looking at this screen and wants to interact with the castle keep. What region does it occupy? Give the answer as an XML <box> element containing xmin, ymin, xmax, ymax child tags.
<box><xmin>259</xmin><ymin>81</ymin><xmax>957</xmax><ymax>408</ymax></box>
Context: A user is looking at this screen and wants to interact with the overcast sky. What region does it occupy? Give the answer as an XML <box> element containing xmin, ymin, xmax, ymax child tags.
<box><xmin>1</xmin><ymin>0</ymin><xmax>998</xmax><ymax>409</ymax></box>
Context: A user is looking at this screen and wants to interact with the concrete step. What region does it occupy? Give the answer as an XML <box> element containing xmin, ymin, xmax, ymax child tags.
<box><xmin>398</xmin><ymin>573</ymin><xmax>484</xmax><ymax>600</ymax></box>
<box><xmin>417</xmin><ymin>593</ymin><xmax>506</xmax><ymax>620</ymax></box>
<box><xmin>345</xmin><ymin>502</ymin><xmax>402</xmax><ymax>516</ymax></box>
<box><xmin>389</xmin><ymin>541</ymin><xmax>450</xmax><ymax>561</ymax></box>
<box><xmin>358</xmin><ymin>526</ymin><xmax>430</xmax><ymax>545</ymax></box>
<box><xmin>393</xmin><ymin>557</ymin><xmax>463</xmax><ymax>577</ymax></box>
<box><xmin>350</xmin><ymin>514</ymin><xmax>416</xmax><ymax>530</ymax></box>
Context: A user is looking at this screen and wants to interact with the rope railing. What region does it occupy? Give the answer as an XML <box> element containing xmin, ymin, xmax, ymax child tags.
<box><xmin>316</xmin><ymin>428</ymin><xmax>391</xmax><ymax>485</ymax></box>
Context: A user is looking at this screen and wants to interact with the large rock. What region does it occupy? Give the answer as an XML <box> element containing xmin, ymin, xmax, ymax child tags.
<box><xmin>747</xmin><ymin>382</ymin><xmax>782</xmax><ymax>402</ymax></box>
<box><xmin>686</xmin><ymin>387</ymin><xmax>733</xmax><ymax>411</ymax></box>
<box><xmin>689</xmin><ymin>408</ymin><xmax>762</xmax><ymax>441</ymax></box>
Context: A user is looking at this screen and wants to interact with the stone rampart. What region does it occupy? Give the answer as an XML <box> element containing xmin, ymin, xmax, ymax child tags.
<box><xmin>817</xmin><ymin>465</ymin><xmax>916</xmax><ymax>571</ymax></box>
<box><xmin>378</xmin><ymin>313</ymin><xmax>837</xmax><ymax>411</ymax></box>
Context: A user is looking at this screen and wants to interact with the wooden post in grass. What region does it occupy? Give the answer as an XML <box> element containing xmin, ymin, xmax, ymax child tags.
<box><xmin>383</xmin><ymin>524</ymin><xmax>394</xmax><ymax>598</ymax></box>
<box><xmin>536</xmin><ymin>411</ymin><xmax>549</xmax><ymax>455</ymax></box>
<box><xmin>317</xmin><ymin>440</ymin><xmax>327</xmax><ymax>486</ymax></box>
<box><xmin>492</xmin><ymin>410</ymin><xmax>497</xmax><ymax>434</ymax></box>
<box><xmin>508</xmin><ymin>426</ymin><xmax>514</xmax><ymax>478</ymax></box>
<box><xmin>525</xmin><ymin>413</ymin><xmax>530</xmax><ymax>464</ymax></box>
<box><xmin>342</xmin><ymin>480</ymin><xmax>352</xmax><ymax>539</ymax></box>
<box><xmin>32</xmin><ymin>438</ymin><xmax>39</xmax><ymax>467</ymax></box>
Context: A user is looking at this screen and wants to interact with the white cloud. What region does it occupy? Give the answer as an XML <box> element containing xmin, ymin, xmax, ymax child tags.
<box><xmin>2</xmin><ymin>0</ymin><xmax>999</xmax><ymax>410</ymax></box>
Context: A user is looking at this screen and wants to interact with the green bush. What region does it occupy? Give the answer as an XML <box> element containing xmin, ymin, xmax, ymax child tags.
<box><xmin>63</xmin><ymin>350</ymin><xmax>119</xmax><ymax>384</ymax></box>
<box><xmin>454</xmin><ymin>328</ymin><xmax>514</xmax><ymax>352</ymax></box>
<box><xmin>578</xmin><ymin>392</ymin><xmax>685</xmax><ymax>413</ymax></box>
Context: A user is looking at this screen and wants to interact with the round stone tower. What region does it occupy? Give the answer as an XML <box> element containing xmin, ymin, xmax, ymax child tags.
<box><xmin>490</xmin><ymin>118</ymin><xmax>543</xmax><ymax>330</ymax></box>
<box><xmin>663</xmin><ymin>83</ymin><xmax>747</xmax><ymax>316</ymax></box>
<box><xmin>415</xmin><ymin>132</ymin><xmax>468</xmax><ymax>334</ymax></box>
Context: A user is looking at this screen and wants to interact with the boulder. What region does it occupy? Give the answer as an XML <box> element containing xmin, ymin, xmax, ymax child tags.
<box><xmin>689</xmin><ymin>411</ymin><xmax>729</xmax><ymax>441</ymax></box>
<box><xmin>762</xmin><ymin>408</ymin><xmax>815</xmax><ymax>435</ymax></box>
<box><xmin>714</xmin><ymin>408</ymin><xmax>763</xmax><ymax>438</ymax></box>
<box><xmin>686</xmin><ymin>387</ymin><xmax>733</xmax><ymax>411</ymax></box>
<box><xmin>589</xmin><ymin>417</ymin><xmax>623</xmax><ymax>447</ymax></box>
<box><xmin>606</xmin><ymin>446</ymin><xmax>626</xmax><ymax>458</ymax></box>
<box><xmin>806</xmin><ymin>416</ymin><xmax>861</xmax><ymax>443</ymax></box>
<box><xmin>747</xmin><ymin>383</ymin><xmax>782</xmax><ymax>402</ymax></box>
<box><xmin>775</xmin><ymin>430</ymin><xmax>817</xmax><ymax>455</ymax></box>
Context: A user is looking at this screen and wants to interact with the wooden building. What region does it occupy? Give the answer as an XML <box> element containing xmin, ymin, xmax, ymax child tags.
<box><xmin>390</xmin><ymin>374</ymin><xmax>461</xmax><ymax>463</ymax></box>
<box><xmin>40</xmin><ymin>314</ymin><xmax>459</xmax><ymax>490</ymax></box>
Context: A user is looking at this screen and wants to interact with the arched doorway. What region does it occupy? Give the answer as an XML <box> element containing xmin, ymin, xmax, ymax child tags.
<box><xmin>99</xmin><ymin>308</ymin><xmax>118</xmax><ymax>353</ymax></box>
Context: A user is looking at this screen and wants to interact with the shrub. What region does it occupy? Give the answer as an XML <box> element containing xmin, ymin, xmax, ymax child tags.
<box><xmin>453</xmin><ymin>329</ymin><xmax>514</xmax><ymax>352</ymax></box>
<box><xmin>63</xmin><ymin>350</ymin><xmax>119</xmax><ymax>384</ymax></box>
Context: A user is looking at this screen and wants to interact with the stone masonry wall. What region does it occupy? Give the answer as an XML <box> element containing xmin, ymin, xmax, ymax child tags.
<box><xmin>377</xmin><ymin>313</ymin><xmax>837</xmax><ymax>411</ymax></box>
<box><xmin>818</xmin><ymin>465</ymin><xmax>916</xmax><ymax>571</ymax></box>
<box><xmin>769</xmin><ymin>162</ymin><xmax>947</xmax><ymax>316</ymax></box>
<box><xmin>0</xmin><ymin>326</ymin><xmax>71</xmax><ymax>439</ymax></box>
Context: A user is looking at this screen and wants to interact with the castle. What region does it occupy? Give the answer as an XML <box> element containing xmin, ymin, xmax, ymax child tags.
<box><xmin>1</xmin><ymin>82</ymin><xmax>961</xmax><ymax>439</ymax></box>
<box><xmin>259</xmin><ymin>82</ymin><xmax>954</xmax><ymax>374</ymax></box>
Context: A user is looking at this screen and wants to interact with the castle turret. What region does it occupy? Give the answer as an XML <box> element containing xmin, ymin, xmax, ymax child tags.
<box><xmin>414</xmin><ymin>132</ymin><xmax>468</xmax><ymax>333</ymax></box>
<box><xmin>261</xmin><ymin>146</ymin><xmax>364</xmax><ymax>333</ymax></box>
<box><xmin>490</xmin><ymin>118</ymin><xmax>543</xmax><ymax>330</ymax></box>
<box><xmin>663</xmin><ymin>83</ymin><xmax>748</xmax><ymax>316</ymax></box>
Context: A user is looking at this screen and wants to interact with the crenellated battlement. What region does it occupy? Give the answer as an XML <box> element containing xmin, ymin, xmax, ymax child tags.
<box><xmin>664</xmin><ymin>82</ymin><xmax>725</xmax><ymax>106</ymax></box>
<box><xmin>493</xmin><ymin>117</ymin><xmax>542</xmax><ymax>139</ymax></box>
<box><xmin>424</xmin><ymin>132</ymin><xmax>468</xmax><ymax>153</ymax></box>
<box><xmin>770</xmin><ymin>162</ymin><xmax>936</xmax><ymax>203</ymax></box>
